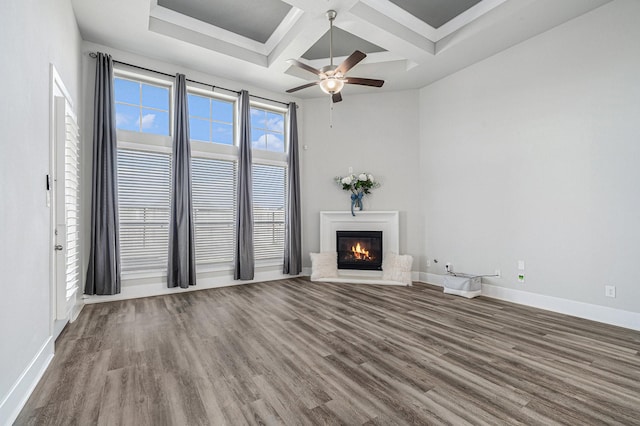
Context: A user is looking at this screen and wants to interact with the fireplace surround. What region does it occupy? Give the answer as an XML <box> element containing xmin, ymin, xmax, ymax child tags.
<box><xmin>319</xmin><ymin>211</ymin><xmax>404</xmax><ymax>285</ymax></box>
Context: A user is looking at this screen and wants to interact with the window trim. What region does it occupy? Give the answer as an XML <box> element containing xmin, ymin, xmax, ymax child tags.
<box><xmin>187</xmin><ymin>86</ymin><xmax>237</xmax><ymax>149</ymax></box>
<box><xmin>249</xmin><ymin>101</ymin><xmax>288</xmax><ymax>160</ymax></box>
<box><xmin>113</xmin><ymin>68</ymin><xmax>174</xmax><ymax>137</ymax></box>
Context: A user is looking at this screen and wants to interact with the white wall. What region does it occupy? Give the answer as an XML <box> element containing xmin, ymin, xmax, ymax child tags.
<box><xmin>419</xmin><ymin>0</ymin><xmax>640</xmax><ymax>313</ymax></box>
<box><xmin>300</xmin><ymin>90</ymin><xmax>422</xmax><ymax>268</ymax></box>
<box><xmin>0</xmin><ymin>0</ymin><xmax>82</xmax><ymax>423</ymax></box>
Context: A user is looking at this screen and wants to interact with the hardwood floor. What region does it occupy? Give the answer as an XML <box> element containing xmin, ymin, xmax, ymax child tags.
<box><xmin>15</xmin><ymin>278</ymin><xmax>640</xmax><ymax>425</ymax></box>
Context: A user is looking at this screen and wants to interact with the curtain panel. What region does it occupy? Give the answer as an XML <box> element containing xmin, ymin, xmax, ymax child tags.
<box><xmin>234</xmin><ymin>90</ymin><xmax>255</xmax><ymax>280</ymax></box>
<box><xmin>167</xmin><ymin>73</ymin><xmax>196</xmax><ymax>288</ymax></box>
<box><xmin>85</xmin><ymin>52</ymin><xmax>121</xmax><ymax>295</ymax></box>
<box><xmin>284</xmin><ymin>102</ymin><xmax>302</xmax><ymax>275</ymax></box>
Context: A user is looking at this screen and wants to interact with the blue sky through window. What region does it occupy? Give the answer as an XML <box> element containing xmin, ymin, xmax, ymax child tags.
<box><xmin>188</xmin><ymin>93</ymin><xmax>233</xmax><ymax>145</ymax></box>
<box><xmin>114</xmin><ymin>77</ymin><xmax>170</xmax><ymax>135</ymax></box>
<box><xmin>250</xmin><ymin>108</ymin><xmax>284</xmax><ymax>152</ymax></box>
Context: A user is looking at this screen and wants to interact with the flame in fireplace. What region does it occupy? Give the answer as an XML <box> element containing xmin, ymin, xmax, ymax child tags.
<box><xmin>351</xmin><ymin>242</ymin><xmax>372</xmax><ymax>260</ymax></box>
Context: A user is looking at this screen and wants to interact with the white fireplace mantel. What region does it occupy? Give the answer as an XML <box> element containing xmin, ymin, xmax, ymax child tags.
<box><xmin>318</xmin><ymin>211</ymin><xmax>404</xmax><ymax>285</ymax></box>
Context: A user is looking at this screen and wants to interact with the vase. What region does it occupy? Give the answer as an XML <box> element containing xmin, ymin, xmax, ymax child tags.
<box><xmin>350</xmin><ymin>192</ymin><xmax>364</xmax><ymax>216</ymax></box>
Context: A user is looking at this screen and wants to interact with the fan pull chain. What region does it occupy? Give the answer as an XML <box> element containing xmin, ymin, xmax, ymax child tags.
<box><xmin>329</xmin><ymin>96</ymin><xmax>333</xmax><ymax>128</ymax></box>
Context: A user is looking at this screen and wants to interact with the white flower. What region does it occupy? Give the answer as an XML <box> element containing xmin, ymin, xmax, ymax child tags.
<box><xmin>367</xmin><ymin>174</ymin><xmax>374</xmax><ymax>182</ymax></box>
<box><xmin>341</xmin><ymin>176</ymin><xmax>353</xmax><ymax>185</ymax></box>
<box><xmin>358</xmin><ymin>173</ymin><xmax>368</xmax><ymax>181</ymax></box>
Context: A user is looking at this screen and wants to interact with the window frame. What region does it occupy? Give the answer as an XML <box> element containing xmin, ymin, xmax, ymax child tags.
<box><xmin>249</xmin><ymin>101</ymin><xmax>288</xmax><ymax>161</ymax></box>
<box><xmin>187</xmin><ymin>86</ymin><xmax>238</xmax><ymax>155</ymax></box>
<box><xmin>113</xmin><ymin>69</ymin><xmax>174</xmax><ymax>141</ymax></box>
<box><xmin>249</xmin><ymin>101</ymin><xmax>289</xmax><ymax>267</ymax></box>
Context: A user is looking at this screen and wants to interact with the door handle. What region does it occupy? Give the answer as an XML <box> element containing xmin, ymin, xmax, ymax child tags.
<box><xmin>54</xmin><ymin>244</ymin><xmax>64</xmax><ymax>251</ymax></box>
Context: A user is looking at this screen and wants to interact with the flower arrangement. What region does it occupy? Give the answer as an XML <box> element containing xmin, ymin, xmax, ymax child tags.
<box><xmin>336</xmin><ymin>172</ymin><xmax>380</xmax><ymax>194</ymax></box>
<box><xmin>336</xmin><ymin>172</ymin><xmax>380</xmax><ymax>215</ymax></box>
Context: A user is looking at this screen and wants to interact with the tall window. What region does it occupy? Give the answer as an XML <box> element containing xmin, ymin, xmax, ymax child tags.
<box><xmin>113</xmin><ymin>70</ymin><xmax>290</xmax><ymax>275</ymax></box>
<box><xmin>117</xmin><ymin>149</ymin><xmax>171</xmax><ymax>272</ymax></box>
<box><xmin>252</xmin><ymin>164</ymin><xmax>286</xmax><ymax>261</ymax></box>
<box><xmin>114</xmin><ymin>77</ymin><xmax>170</xmax><ymax>135</ymax></box>
<box><xmin>188</xmin><ymin>93</ymin><xmax>234</xmax><ymax>145</ymax></box>
<box><xmin>250</xmin><ymin>107</ymin><xmax>285</xmax><ymax>152</ymax></box>
<box><xmin>192</xmin><ymin>158</ymin><xmax>237</xmax><ymax>265</ymax></box>
<box><xmin>250</xmin><ymin>104</ymin><xmax>287</xmax><ymax>262</ymax></box>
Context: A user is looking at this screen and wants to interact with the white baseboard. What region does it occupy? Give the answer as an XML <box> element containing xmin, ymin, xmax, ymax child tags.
<box><xmin>0</xmin><ymin>337</ymin><xmax>54</xmax><ymax>426</ymax></box>
<box><xmin>83</xmin><ymin>270</ymin><xmax>301</xmax><ymax>304</ymax></box>
<box><xmin>481</xmin><ymin>283</ymin><xmax>640</xmax><ymax>331</ymax></box>
<box><xmin>418</xmin><ymin>272</ymin><xmax>639</xmax><ymax>331</ymax></box>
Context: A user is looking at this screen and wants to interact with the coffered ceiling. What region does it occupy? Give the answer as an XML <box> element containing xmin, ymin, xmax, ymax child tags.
<box><xmin>71</xmin><ymin>0</ymin><xmax>612</xmax><ymax>99</ymax></box>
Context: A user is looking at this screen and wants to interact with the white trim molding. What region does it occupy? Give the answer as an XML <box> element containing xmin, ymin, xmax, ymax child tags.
<box><xmin>481</xmin><ymin>284</ymin><xmax>640</xmax><ymax>332</ymax></box>
<box><xmin>0</xmin><ymin>338</ymin><xmax>54</xmax><ymax>426</ymax></box>
<box><xmin>420</xmin><ymin>273</ymin><xmax>640</xmax><ymax>331</ymax></box>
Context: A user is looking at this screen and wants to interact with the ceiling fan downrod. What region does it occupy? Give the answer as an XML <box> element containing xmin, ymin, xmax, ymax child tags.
<box><xmin>327</xmin><ymin>10</ymin><xmax>336</xmax><ymax>67</ymax></box>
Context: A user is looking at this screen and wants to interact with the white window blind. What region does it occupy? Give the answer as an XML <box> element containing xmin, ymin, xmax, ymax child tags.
<box><xmin>117</xmin><ymin>149</ymin><xmax>171</xmax><ymax>273</ymax></box>
<box><xmin>192</xmin><ymin>157</ymin><xmax>237</xmax><ymax>265</ymax></box>
<box><xmin>252</xmin><ymin>164</ymin><xmax>286</xmax><ymax>261</ymax></box>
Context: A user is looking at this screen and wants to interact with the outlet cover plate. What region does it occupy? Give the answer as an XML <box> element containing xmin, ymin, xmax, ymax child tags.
<box><xmin>605</xmin><ymin>285</ymin><xmax>616</xmax><ymax>298</ymax></box>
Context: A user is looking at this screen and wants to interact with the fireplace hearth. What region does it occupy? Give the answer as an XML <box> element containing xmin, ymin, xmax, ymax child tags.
<box><xmin>336</xmin><ymin>231</ymin><xmax>383</xmax><ymax>271</ymax></box>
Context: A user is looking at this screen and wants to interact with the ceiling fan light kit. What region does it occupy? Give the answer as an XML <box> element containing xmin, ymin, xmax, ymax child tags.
<box><xmin>286</xmin><ymin>9</ymin><xmax>384</xmax><ymax>103</ymax></box>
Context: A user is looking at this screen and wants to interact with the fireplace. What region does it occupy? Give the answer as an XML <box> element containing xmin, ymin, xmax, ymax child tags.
<box><xmin>336</xmin><ymin>231</ymin><xmax>383</xmax><ymax>271</ymax></box>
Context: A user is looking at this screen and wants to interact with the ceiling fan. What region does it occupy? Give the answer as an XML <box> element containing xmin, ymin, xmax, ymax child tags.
<box><xmin>286</xmin><ymin>10</ymin><xmax>385</xmax><ymax>103</ymax></box>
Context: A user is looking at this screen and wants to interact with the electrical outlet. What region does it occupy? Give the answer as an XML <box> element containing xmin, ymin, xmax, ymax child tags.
<box><xmin>494</xmin><ymin>269</ymin><xmax>501</xmax><ymax>278</ymax></box>
<box><xmin>518</xmin><ymin>260</ymin><xmax>525</xmax><ymax>270</ymax></box>
<box><xmin>426</xmin><ymin>259</ymin><xmax>431</xmax><ymax>267</ymax></box>
<box><xmin>445</xmin><ymin>262</ymin><xmax>452</xmax><ymax>273</ymax></box>
<box><xmin>517</xmin><ymin>274</ymin><xmax>525</xmax><ymax>283</ymax></box>
<box><xmin>348</xmin><ymin>166</ymin><xmax>353</xmax><ymax>173</ymax></box>
<box><xmin>605</xmin><ymin>285</ymin><xmax>616</xmax><ymax>298</ymax></box>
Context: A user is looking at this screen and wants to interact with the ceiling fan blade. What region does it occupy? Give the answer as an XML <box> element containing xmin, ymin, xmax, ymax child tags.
<box><xmin>286</xmin><ymin>81</ymin><xmax>320</xmax><ymax>93</ymax></box>
<box><xmin>332</xmin><ymin>92</ymin><xmax>343</xmax><ymax>103</ymax></box>
<box><xmin>287</xmin><ymin>59</ymin><xmax>323</xmax><ymax>77</ymax></box>
<box><xmin>335</xmin><ymin>50</ymin><xmax>367</xmax><ymax>76</ymax></box>
<box><xmin>345</xmin><ymin>77</ymin><xmax>385</xmax><ymax>88</ymax></box>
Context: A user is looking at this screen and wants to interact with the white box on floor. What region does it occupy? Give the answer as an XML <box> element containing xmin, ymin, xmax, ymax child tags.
<box><xmin>443</xmin><ymin>273</ymin><xmax>482</xmax><ymax>298</ymax></box>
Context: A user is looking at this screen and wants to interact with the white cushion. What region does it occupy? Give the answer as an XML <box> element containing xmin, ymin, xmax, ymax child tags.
<box><xmin>382</xmin><ymin>253</ymin><xmax>413</xmax><ymax>286</ymax></box>
<box><xmin>310</xmin><ymin>252</ymin><xmax>338</xmax><ymax>281</ymax></box>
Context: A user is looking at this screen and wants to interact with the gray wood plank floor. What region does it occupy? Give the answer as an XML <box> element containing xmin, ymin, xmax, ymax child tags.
<box><xmin>15</xmin><ymin>278</ymin><xmax>640</xmax><ymax>425</ymax></box>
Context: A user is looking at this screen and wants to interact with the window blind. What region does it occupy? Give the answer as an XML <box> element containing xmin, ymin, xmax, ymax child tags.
<box><xmin>117</xmin><ymin>149</ymin><xmax>171</xmax><ymax>273</ymax></box>
<box><xmin>252</xmin><ymin>164</ymin><xmax>286</xmax><ymax>261</ymax></box>
<box><xmin>192</xmin><ymin>157</ymin><xmax>237</xmax><ymax>265</ymax></box>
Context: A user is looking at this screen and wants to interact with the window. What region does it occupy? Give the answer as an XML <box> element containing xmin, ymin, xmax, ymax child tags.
<box><xmin>117</xmin><ymin>149</ymin><xmax>171</xmax><ymax>273</ymax></box>
<box><xmin>188</xmin><ymin>93</ymin><xmax>234</xmax><ymax>145</ymax></box>
<box><xmin>250</xmin><ymin>107</ymin><xmax>285</xmax><ymax>152</ymax></box>
<box><xmin>252</xmin><ymin>164</ymin><xmax>286</xmax><ymax>261</ymax></box>
<box><xmin>192</xmin><ymin>157</ymin><xmax>237</xmax><ymax>264</ymax></box>
<box><xmin>114</xmin><ymin>77</ymin><xmax>170</xmax><ymax>135</ymax></box>
<box><xmin>113</xmin><ymin>71</ymin><xmax>291</xmax><ymax>276</ymax></box>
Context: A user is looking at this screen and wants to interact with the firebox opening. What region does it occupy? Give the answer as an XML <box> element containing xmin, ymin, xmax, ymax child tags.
<box><xmin>336</xmin><ymin>231</ymin><xmax>383</xmax><ymax>271</ymax></box>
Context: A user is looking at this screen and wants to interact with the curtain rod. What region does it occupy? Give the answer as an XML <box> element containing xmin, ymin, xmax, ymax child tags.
<box><xmin>89</xmin><ymin>52</ymin><xmax>292</xmax><ymax>107</ymax></box>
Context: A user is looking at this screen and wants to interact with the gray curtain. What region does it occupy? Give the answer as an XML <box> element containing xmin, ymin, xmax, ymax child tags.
<box><xmin>234</xmin><ymin>90</ymin><xmax>255</xmax><ymax>280</ymax></box>
<box><xmin>284</xmin><ymin>102</ymin><xmax>302</xmax><ymax>275</ymax></box>
<box><xmin>168</xmin><ymin>74</ymin><xmax>196</xmax><ymax>288</ymax></box>
<box><xmin>85</xmin><ymin>52</ymin><xmax>121</xmax><ymax>295</ymax></box>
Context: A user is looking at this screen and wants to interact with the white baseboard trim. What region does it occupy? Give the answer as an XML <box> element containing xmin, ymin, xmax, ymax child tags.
<box><xmin>83</xmin><ymin>270</ymin><xmax>301</xmax><ymax>304</ymax></box>
<box><xmin>481</xmin><ymin>283</ymin><xmax>640</xmax><ymax>331</ymax></box>
<box><xmin>417</xmin><ymin>272</ymin><xmax>639</xmax><ymax>331</ymax></box>
<box><xmin>0</xmin><ymin>337</ymin><xmax>54</xmax><ymax>426</ymax></box>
